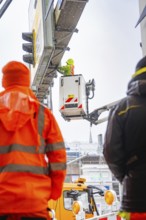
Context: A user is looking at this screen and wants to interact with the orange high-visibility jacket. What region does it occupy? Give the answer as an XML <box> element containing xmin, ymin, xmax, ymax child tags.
<box><xmin>0</xmin><ymin>86</ymin><xmax>67</xmax><ymax>214</ymax></box>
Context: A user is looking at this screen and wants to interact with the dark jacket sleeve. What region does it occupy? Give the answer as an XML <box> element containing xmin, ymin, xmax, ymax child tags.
<box><xmin>103</xmin><ymin>106</ymin><xmax>126</xmax><ymax>183</ymax></box>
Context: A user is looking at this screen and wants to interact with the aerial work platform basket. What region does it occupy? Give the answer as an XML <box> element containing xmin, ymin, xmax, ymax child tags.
<box><xmin>59</xmin><ymin>74</ymin><xmax>87</xmax><ymax>120</ymax></box>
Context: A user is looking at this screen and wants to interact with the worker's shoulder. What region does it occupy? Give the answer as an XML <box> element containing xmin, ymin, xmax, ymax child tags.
<box><xmin>39</xmin><ymin>103</ymin><xmax>50</xmax><ymax>111</ymax></box>
<box><xmin>112</xmin><ymin>96</ymin><xmax>135</xmax><ymax>115</ymax></box>
<box><xmin>39</xmin><ymin>103</ymin><xmax>54</xmax><ymax>116</ymax></box>
<box><xmin>117</xmin><ymin>97</ymin><xmax>127</xmax><ymax>107</ymax></box>
<box><xmin>118</xmin><ymin>96</ymin><xmax>137</xmax><ymax>109</ymax></box>
<box><xmin>109</xmin><ymin>97</ymin><xmax>127</xmax><ymax>114</ymax></box>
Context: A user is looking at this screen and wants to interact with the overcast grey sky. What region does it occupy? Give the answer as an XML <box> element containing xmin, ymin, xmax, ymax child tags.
<box><xmin>0</xmin><ymin>0</ymin><xmax>143</xmax><ymax>143</ymax></box>
<box><xmin>53</xmin><ymin>0</ymin><xmax>142</xmax><ymax>143</ymax></box>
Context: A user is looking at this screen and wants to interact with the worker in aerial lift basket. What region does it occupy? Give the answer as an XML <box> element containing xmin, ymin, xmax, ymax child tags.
<box><xmin>0</xmin><ymin>61</ymin><xmax>67</xmax><ymax>220</ymax></box>
<box><xmin>57</xmin><ymin>58</ymin><xmax>74</xmax><ymax>76</ymax></box>
<box><xmin>103</xmin><ymin>55</ymin><xmax>146</xmax><ymax>220</ymax></box>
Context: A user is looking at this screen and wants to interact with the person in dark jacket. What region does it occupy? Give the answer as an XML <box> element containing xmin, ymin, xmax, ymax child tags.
<box><xmin>103</xmin><ymin>56</ymin><xmax>146</xmax><ymax>220</ymax></box>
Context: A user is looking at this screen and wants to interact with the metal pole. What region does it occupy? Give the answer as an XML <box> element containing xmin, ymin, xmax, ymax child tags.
<box><xmin>0</xmin><ymin>0</ymin><xmax>13</xmax><ymax>18</ymax></box>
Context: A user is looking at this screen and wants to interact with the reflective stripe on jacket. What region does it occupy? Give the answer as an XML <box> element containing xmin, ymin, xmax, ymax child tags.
<box><xmin>0</xmin><ymin>86</ymin><xmax>67</xmax><ymax>213</ymax></box>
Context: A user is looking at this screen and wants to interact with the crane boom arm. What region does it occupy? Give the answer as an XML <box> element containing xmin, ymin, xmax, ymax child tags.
<box><xmin>84</xmin><ymin>99</ymin><xmax>121</xmax><ymax>125</ymax></box>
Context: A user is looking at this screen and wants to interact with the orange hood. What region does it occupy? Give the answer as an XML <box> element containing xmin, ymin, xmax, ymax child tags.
<box><xmin>0</xmin><ymin>86</ymin><xmax>39</xmax><ymax>131</ymax></box>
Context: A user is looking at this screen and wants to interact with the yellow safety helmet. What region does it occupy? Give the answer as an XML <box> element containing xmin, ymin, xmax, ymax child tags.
<box><xmin>66</xmin><ymin>58</ymin><xmax>74</xmax><ymax>65</ymax></box>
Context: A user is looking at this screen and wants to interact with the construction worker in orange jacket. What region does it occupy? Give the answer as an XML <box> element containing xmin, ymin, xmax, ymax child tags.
<box><xmin>0</xmin><ymin>61</ymin><xmax>67</xmax><ymax>220</ymax></box>
<box><xmin>57</xmin><ymin>58</ymin><xmax>74</xmax><ymax>76</ymax></box>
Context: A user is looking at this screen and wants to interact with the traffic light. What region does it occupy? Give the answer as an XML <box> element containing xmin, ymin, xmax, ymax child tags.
<box><xmin>22</xmin><ymin>29</ymin><xmax>36</xmax><ymax>67</ymax></box>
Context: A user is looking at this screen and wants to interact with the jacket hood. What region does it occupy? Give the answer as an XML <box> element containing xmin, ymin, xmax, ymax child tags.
<box><xmin>0</xmin><ymin>87</ymin><xmax>39</xmax><ymax>131</ymax></box>
<box><xmin>127</xmin><ymin>79</ymin><xmax>146</xmax><ymax>96</ymax></box>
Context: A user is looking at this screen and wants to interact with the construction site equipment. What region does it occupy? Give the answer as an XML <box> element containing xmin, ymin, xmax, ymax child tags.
<box><xmin>25</xmin><ymin>0</ymin><xmax>89</xmax><ymax>104</ymax></box>
<box><xmin>48</xmin><ymin>177</ymin><xmax>121</xmax><ymax>220</ymax></box>
<box><xmin>59</xmin><ymin>74</ymin><xmax>87</xmax><ymax>120</ymax></box>
<box><xmin>59</xmin><ymin>74</ymin><xmax>120</xmax><ymax>125</ymax></box>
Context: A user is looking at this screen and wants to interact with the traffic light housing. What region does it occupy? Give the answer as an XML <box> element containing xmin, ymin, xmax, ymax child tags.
<box><xmin>22</xmin><ymin>29</ymin><xmax>36</xmax><ymax>67</ymax></box>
